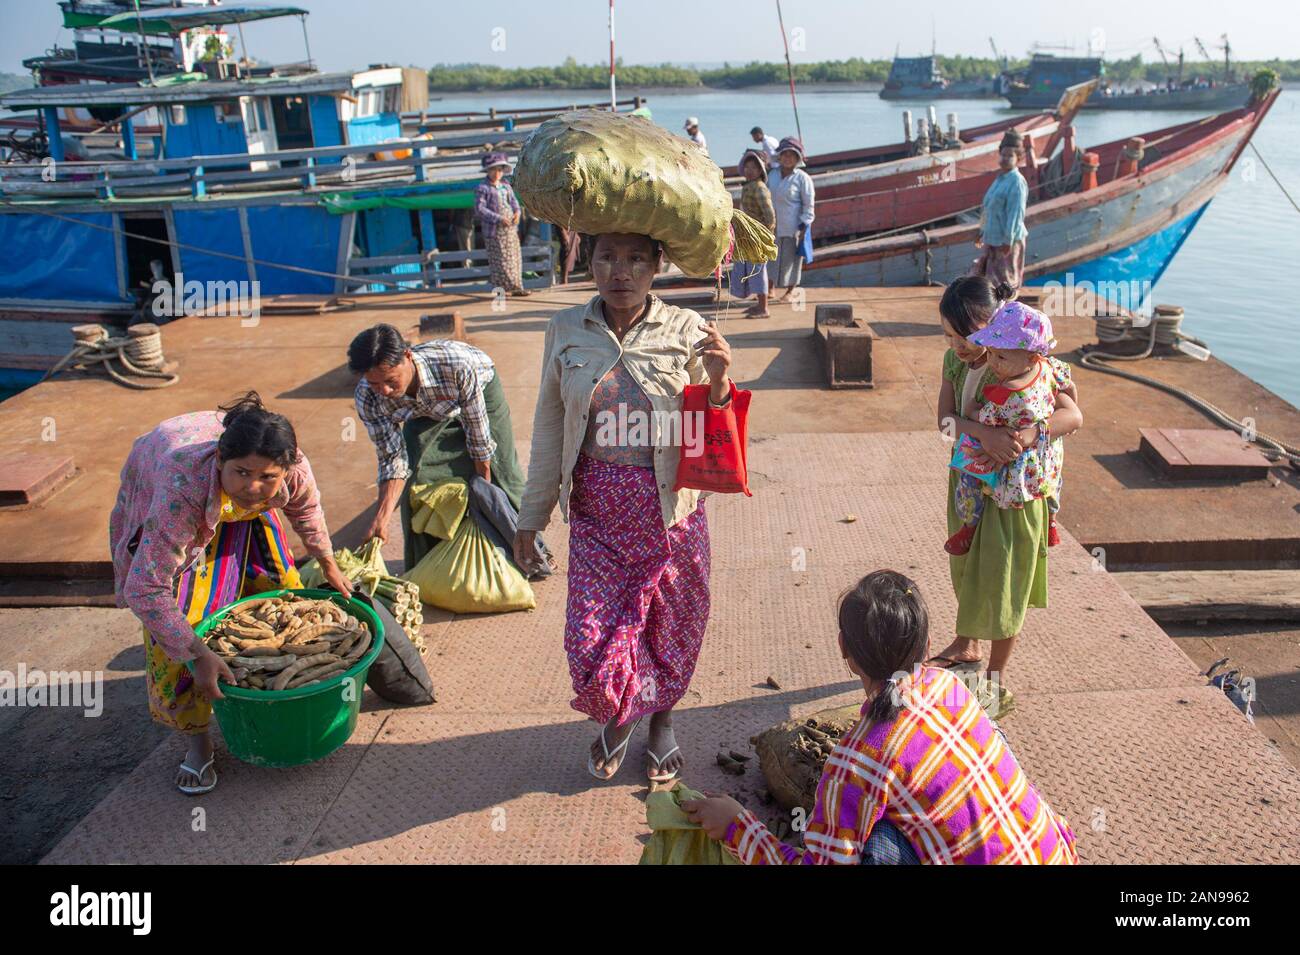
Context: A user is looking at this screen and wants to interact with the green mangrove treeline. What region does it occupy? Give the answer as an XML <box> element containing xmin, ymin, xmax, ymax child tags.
<box><xmin>427</xmin><ymin>55</ymin><xmax>1300</xmax><ymax>91</ymax></box>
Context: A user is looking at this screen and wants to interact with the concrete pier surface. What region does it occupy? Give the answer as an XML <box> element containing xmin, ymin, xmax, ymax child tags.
<box><xmin>2</xmin><ymin>285</ymin><xmax>1298</xmax><ymax>864</ymax></box>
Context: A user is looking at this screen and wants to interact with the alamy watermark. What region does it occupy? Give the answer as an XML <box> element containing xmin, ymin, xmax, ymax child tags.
<box><xmin>1039</xmin><ymin>273</ymin><xmax>1153</xmax><ymax>322</ymax></box>
<box><xmin>0</xmin><ymin>665</ymin><xmax>103</xmax><ymax>717</ymax></box>
<box><xmin>592</xmin><ymin>404</ymin><xmax>707</xmax><ymax>458</ymax></box>
<box><xmin>151</xmin><ymin>270</ymin><xmax>261</xmax><ymax>327</ymax></box>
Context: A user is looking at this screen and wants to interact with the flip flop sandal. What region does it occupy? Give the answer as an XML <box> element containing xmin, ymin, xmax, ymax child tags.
<box><xmin>177</xmin><ymin>757</ymin><xmax>217</xmax><ymax>795</ymax></box>
<box><xmin>924</xmin><ymin>654</ymin><xmax>980</xmax><ymax>670</ymax></box>
<box><xmin>587</xmin><ymin>718</ymin><xmax>641</xmax><ymax>780</ymax></box>
<box><xmin>646</xmin><ymin>745</ymin><xmax>682</xmax><ymax>784</ymax></box>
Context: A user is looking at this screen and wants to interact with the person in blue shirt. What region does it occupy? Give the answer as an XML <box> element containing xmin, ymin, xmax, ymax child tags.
<box><xmin>972</xmin><ymin>129</ymin><xmax>1029</xmax><ymax>295</ymax></box>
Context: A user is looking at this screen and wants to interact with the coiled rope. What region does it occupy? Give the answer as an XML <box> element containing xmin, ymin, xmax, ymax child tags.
<box><xmin>1080</xmin><ymin>306</ymin><xmax>1300</xmax><ymax>468</ymax></box>
<box><xmin>42</xmin><ymin>323</ymin><xmax>180</xmax><ymax>389</ymax></box>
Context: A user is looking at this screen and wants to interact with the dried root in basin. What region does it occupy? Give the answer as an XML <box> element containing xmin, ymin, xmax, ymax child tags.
<box><xmin>203</xmin><ymin>596</ymin><xmax>371</xmax><ymax>693</ymax></box>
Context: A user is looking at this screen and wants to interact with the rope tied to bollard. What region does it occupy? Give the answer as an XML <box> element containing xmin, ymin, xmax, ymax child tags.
<box><xmin>42</xmin><ymin>323</ymin><xmax>180</xmax><ymax>390</ymax></box>
<box><xmin>1081</xmin><ymin>307</ymin><xmax>1300</xmax><ymax>468</ymax></box>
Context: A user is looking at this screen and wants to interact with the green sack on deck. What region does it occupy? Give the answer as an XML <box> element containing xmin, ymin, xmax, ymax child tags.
<box><xmin>402</xmin><ymin>515</ymin><xmax>535</xmax><ymax>614</ymax></box>
<box><xmin>513</xmin><ymin>110</ymin><xmax>776</xmax><ymax>278</ymax></box>
<box><xmin>638</xmin><ymin>782</ymin><xmax>741</xmax><ymax>866</ymax></box>
<box><xmin>409</xmin><ymin>479</ymin><xmax>468</xmax><ymax>541</ymax></box>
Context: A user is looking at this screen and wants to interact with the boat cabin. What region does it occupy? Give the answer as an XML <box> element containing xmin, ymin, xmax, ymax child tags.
<box><xmin>1</xmin><ymin>68</ymin><xmax>406</xmax><ymax>164</ymax></box>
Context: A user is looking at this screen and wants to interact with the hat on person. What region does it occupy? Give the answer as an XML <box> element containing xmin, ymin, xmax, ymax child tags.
<box><xmin>740</xmin><ymin>149</ymin><xmax>768</xmax><ymax>175</ymax></box>
<box><xmin>776</xmin><ymin>135</ymin><xmax>804</xmax><ymax>161</ymax></box>
<box><xmin>481</xmin><ymin>151</ymin><xmax>512</xmax><ymax>171</ymax></box>
<box><xmin>999</xmin><ymin>128</ymin><xmax>1025</xmax><ymax>151</ymax></box>
<box><xmin>684</xmin><ymin>116</ymin><xmax>700</xmax><ymax>130</ymax></box>
<box><xmin>968</xmin><ymin>300</ymin><xmax>1056</xmax><ymax>356</ymax></box>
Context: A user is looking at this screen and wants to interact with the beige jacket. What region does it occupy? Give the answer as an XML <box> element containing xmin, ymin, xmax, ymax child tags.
<box><xmin>518</xmin><ymin>294</ymin><xmax>713</xmax><ymax>532</ymax></box>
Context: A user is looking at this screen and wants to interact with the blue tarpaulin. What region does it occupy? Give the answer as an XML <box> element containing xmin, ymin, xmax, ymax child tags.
<box><xmin>173</xmin><ymin>207</ymin><xmax>251</xmax><ymax>285</ymax></box>
<box><xmin>245</xmin><ymin>204</ymin><xmax>339</xmax><ymax>294</ymax></box>
<box><xmin>0</xmin><ymin>212</ymin><xmax>123</xmax><ymax>303</ymax></box>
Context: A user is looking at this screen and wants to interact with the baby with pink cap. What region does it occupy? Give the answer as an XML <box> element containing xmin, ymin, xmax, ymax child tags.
<box><xmin>946</xmin><ymin>300</ymin><xmax>1074</xmax><ymax>556</ymax></box>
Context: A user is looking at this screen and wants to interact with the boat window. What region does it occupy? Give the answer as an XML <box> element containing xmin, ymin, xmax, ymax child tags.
<box><xmin>169</xmin><ymin>104</ymin><xmax>187</xmax><ymax>126</ymax></box>
<box><xmin>216</xmin><ymin>101</ymin><xmax>240</xmax><ymax>125</ymax></box>
<box><xmin>241</xmin><ymin>98</ymin><xmax>261</xmax><ymax>133</ymax></box>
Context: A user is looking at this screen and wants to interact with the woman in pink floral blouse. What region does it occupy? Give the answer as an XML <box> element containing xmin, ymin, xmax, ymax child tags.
<box><xmin>109</xmin><ymin>392</ymin><xmax>351</xmax><ymax>794</ymax></box>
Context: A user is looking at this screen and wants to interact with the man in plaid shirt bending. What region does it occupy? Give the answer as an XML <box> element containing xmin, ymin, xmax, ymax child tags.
<box><xmin>348</xmin><ymin>323</ymin><xmax>548</xmax><ymax>576</ymax></box>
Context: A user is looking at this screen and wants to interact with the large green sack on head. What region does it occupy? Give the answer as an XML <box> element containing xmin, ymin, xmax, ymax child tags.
<box><xmin>402</xmin><ymin>514</ymin><xmax>535</xmax><ymax>614</ymax></box>
<box><xmin>513</xmin><ymin>110</ymin><xmax>776</xmax><ymax>278</ymax></box>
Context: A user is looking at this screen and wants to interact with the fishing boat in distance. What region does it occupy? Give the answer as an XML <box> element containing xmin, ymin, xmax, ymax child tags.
<box><xmin>1004</xmin><ymin>45</ymin><xmax>1250</xmax><ymax>111</ymax></box>
<box><xmin>879</xmin><ymin>55</ymin><xmax>1002</xmax><ymax>100</ymax></box>
<box><xmin>799</xmin><ymin>88</ymin><xmax>1279</xmax><ymax>295</ymax></box>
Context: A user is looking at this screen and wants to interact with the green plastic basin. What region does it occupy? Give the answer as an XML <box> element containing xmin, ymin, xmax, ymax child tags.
<box><xmin>190</xmin><ymin>588</ymin><xmax>385</xmax><ymax>768</ymax></box>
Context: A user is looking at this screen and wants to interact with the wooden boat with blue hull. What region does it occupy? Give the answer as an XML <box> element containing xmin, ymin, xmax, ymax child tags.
<box><xmin>799</xmin><ymin>91</ymin><xmax>1278</xmax><ymax>292</ymax></box>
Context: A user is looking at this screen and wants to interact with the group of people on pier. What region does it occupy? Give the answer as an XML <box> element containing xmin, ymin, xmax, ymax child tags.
<box><xmin>108</xmin><ymin>110</ymin><xmax>1075</xmax><ymax>864</ymax></box>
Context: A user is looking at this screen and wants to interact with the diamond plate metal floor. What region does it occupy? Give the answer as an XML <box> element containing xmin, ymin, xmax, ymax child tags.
<box><xmin>42</xmin><ymin>433</ymin><xmax>1300</xmax><ymax>864</ymax></box>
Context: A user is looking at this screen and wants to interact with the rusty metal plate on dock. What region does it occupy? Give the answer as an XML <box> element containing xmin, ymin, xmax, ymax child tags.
<box><xmin>0</xmin><ymin>453</ymin><xmax>74</xmax><ymax>506</ymax></box>
<box><xmin>1138</xmin><ymin>428</ymin><xmax>1272</xmax><ymax>481</ymax></box>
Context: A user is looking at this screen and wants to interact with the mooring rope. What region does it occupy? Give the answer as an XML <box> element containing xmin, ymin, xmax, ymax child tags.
<box><xmin>1080</xmin><ymin>308</ymin><xmax>1300</xmax><ymax>467</ymax></box>
<box><xmin>42</xmin><ymin>323</ymin><xmax>180</xmax><ymax>389</ymax></box>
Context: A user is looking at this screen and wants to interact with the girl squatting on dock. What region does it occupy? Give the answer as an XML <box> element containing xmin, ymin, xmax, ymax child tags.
<box><xmin>683</xmin><ymin>571</ymin><xmax>1079</xmax><ymax>864</ymax></box>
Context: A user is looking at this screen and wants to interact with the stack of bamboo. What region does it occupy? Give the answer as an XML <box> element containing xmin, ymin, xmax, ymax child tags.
<box><xmin>300</xmin><ymin>538</ymin><xmax>425</xmax><ymax>655</ymax></box>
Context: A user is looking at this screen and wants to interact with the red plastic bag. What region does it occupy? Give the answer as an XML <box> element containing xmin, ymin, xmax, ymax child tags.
<box><xmin>674</xmin><ymin>381</ymin><xmax>752</xmax><ymax>496</ymax></box>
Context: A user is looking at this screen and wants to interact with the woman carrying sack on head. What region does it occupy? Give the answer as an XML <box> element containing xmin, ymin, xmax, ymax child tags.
<box><xmin>109</xmin><ymin>393</ymin><xmax>352</xmax><ymax>794</ymax></box>
<box><xmin>513</xmin><ymin>232</ymin><xmax>735</xmax><ymax>784</ymax></box>
<box><xmin>510</xmin><ymin>110</ymin><xmax>772</xmax><ymax>783</ymax></box>
<box><xmin>475</xmin><ymin>152</ymin><xmax>531</xmax><ymax>297</ymax></box>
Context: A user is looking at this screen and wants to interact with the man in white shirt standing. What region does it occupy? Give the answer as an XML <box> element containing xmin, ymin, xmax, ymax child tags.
<box><xmin>683</xmin><ymin>116</ymin><xmax>708</xmax><ymax>156</ymax></box>
<box><xmin>749</xmin><ymin>126</ymin><xmax>779</xmax><ymax>167</ymax></box>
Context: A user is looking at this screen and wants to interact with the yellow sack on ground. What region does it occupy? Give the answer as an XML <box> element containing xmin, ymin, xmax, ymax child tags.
<box><xmin>409</xmin><ymin>479</ymin><xmax>468</xmax><ymax>541</ymax></box>
<box><xmin>402</xmin><ymin>515</ymin><xmax>535</xmax><ymax>614</ymax></box>
<box><xmin>638</xmin><ymin>782</ymin><xmax>741</xmax><ymax>866</ymax></box>
<box><xmin>513</xmin><ymin>110</ymin><xmax>776</xmax><ymax>278</ymax></box>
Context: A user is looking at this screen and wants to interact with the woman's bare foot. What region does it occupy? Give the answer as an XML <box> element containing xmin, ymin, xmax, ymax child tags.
<box><xmin>176</xmin><ymin>730</ymin><xmax>215</xmax><ymax>791</ymax></box>
<box><xmin>589</xmin><ymin>715</ymin><xmax>639</xmax><ymax>779</ymax></box>
<box><xmin>925</xmin><ymin>638</ymin><xmax>982</xmax><ymax>669</ymax></box>
<box><xmin>645</xmin><ymin>711</ymin><xmax>684</xmax><ymax>782</ymax></box>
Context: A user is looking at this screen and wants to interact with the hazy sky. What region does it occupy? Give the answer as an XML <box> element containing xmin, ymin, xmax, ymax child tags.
<box><xmin>2</xmin><ymin>0</ymin><xmax>1296</xmax><ymax>75</ymax></box>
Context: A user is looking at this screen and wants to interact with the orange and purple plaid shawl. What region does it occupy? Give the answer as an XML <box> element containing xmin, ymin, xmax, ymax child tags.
<box><xmin>725</xmin><ymin>667</ymin><xmax>1078</xmax><ymax>865</ymax></box>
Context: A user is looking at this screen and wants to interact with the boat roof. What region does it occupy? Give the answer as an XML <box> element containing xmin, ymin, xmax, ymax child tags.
<box><xmin>0</xmin><ymin>69</ymin><xmax>392</xmax><ymax>110</ymax></box>
<box><xmin>62</xmin><ymin>2</ymin><xmax>308</xmax><ymax>36</ymax></box>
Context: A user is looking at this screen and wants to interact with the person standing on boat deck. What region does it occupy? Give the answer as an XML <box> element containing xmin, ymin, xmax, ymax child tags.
<box><xmin>349</xmin><ymin>325</ymin><xmax>546</xmax><ymax>576</ymax></box>
<box><xmin>110</xmin><ymin>393</ymin><xmax>353</xmax><ymax>795</ymax></box>
<box><xmin>512</xmin><ymin>232</ymin><xmax>733</xmax><ymax>783</ymax></box>
<box><xmin>683</xmin><ymin>116</ymin><xmax>708</xmax><ymax>156</ymax></box>
<box><xmin>768</xmin><ymin>136</ymin><xmax>815</xmax><ymax>302</ymax></box>
<box><xmin>475</xmin><ymin>152</ymin><xmax>531</xmax><ymax>298</ymax></box>
<box><xmin>729</xmin><ymin>150</ymin><xmax>775</xmax><ymax>318</ymax></box>
<box><xmin>749</xmin><ymin>126</ymin><xmax>779</xmax><ymax>168</ymax></box>
<box><xmin>971</xmin><ymin>129</ymin><xmax>1029</xmax><ymax>295</ymax></box>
